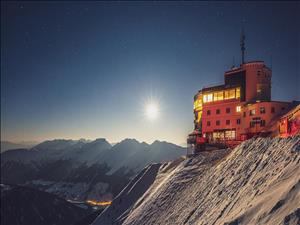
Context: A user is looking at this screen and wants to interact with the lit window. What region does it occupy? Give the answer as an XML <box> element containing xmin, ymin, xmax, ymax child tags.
<box><xmin>236</xmin><ymin>88</ymin><xmax>240</xmax><ymax>98</ymax></box>
<box><xmin>236</xmin><ymin>106</ymin><xmax>241</xmax><ymax>112</ymax></box>
<box><xmin>225</xmin><ymin>130</ymin><xmax>236</xmax><ymax>140</ymax></box>
<box><xmin>260</xmin><ymin>107</ymin><xmax>265</xmax><ymax>114</ymax></box>
<box><xmin>249</xmin><ymin>109</ymin><xmax>256</xmax><ymax>116</ymax></box>
<box><xmin>196</xmin><ymin>111</ymin><xmax>202</xmax><ymax>122</ymax></box>
<box><xmin>213</xmin><ymin>132</ymin><xmax>224</xmax><ymax>140</ymax></box>
<box><xmin>194</xmin><ymin>100</ymin><xmax>201</xmax><ymax>110</ymax></box>
<box><xmin>203</xmin><ymin>94</ymin><xmax>213</xmax><ymax>103</ymax></box>
<box><xmin>213</xmin><ymin>91</ymin><xmax>224</xmax><ymax>101</ymax></box>
<box><xmin>224</xmin><ymin>89</ymin><xmax>236</xmax><ymax>99</ymax></box>
<box><xmin>224</xmin><ymin>90</ymin><xmax>229</xmax><ymax>99</ymax></box>
<box><xmin>229</xmin><ymin>89</ymin><xmax>235</xmax><ymax>99</ymax></box>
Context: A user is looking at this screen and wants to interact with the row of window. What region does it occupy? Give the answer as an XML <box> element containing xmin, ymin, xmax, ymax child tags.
<box><xmin>204</xmin><ymin>105</ymin><xmax>286</xmax><ymax>118</ymax></box>
<box><xmin>206</xmin><ymin>119</ymin><xmax>266</xmax><ymax>127</ymax></box>
<box><xmin>246</xmin><ymin>106</ymin><xmax>285</xmax><ymax>117</ymax></box>
<box><xmin>206</xmin><ymin>106</ymin><xmax>241</xmax><ymax>115</ymax></box>
<box><xmin>203</xmin><ymin>87</ymin><xmax>241</xmax><ymax>103</ymax></box>
<box><xmin>207</xmin><ymin>119</ymin><xmax>241</xmax><ymax>126</ymax></box>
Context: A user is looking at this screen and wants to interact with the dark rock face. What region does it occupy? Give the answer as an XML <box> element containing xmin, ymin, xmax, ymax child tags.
<box><xmin>0</xmin><ymin>184</ymin><xmax>88</xmax><ymax>225</ymax></box>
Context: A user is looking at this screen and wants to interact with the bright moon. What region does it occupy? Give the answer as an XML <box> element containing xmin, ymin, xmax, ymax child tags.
<box><xmin>145</xmin><ymin>103</ymin><xmax>159</xmax><ymax>120</ymax></box>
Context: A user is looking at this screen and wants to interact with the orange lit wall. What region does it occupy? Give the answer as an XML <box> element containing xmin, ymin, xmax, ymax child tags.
<box><xmin>201</xmin><ymin>99</ymin><xmax>242</xmax><ymax>138</ymax></box>
<box><xmin>194</xmin><ymin>61</ymin><xmax>293</xmax><ymax>142</ymax></box>
<box><xmin>240</xmin><ymin>101</ymin><xmax>291</xmax><ymax>136</ymax></box>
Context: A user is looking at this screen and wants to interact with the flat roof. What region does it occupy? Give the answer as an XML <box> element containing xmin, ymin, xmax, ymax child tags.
<box><xmin>225</xmin><ymin>60</ymin><xmax>271</xmax><ymax>74</ymax></box>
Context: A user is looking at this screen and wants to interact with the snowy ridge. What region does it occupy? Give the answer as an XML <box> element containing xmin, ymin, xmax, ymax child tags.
<box><xmin>93</xmin><ymin>163</ymin><xmax>162</xmax><ymax>225</ymax></box>
<box><xmin>92</xmin><ymin>137</ymin><xmax>300</xmax><ymax>225</ymax></box>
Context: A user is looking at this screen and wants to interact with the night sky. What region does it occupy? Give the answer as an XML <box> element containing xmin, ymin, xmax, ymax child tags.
<box><xmin>1</xmin><ymin>2</ymin><xmax>299</xmax><ymax>145</ymax></box>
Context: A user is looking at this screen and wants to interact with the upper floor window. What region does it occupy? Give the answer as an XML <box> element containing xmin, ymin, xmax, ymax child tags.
<box><xmin>203</xmin><ymin>93</ymin><xmax>213</xmax><ymax>103</ymax></box>
<box><xmin>260</xmin><ymin>120</ymin><xmax>266</xmax><ymax>127</ymax></box>
<box><xmin>216</xmin><ymin>120</ymin><xmax>220</xmax><ymax>126</ymax></box>
<box><xmin>216</xmin><ymin>109</ymin><xmax>221</xmax><ymax>114</ymax></box>
<box><xmin>213</xmin><ymin>91</ymin><xmax>224</xmax><ymax>101</ymax></box>
<box><xmin>224</xmin><ymin>89</ymin><xmax>235</xmax><ymax>100</ymax></box>
<box><xmin>271</xmin><ymin>107</ymin><xmax>275</xmax><ymax>113</ymax></box>
<box><xmin>193</xmin><ymin>99</ymin><xmax>202</xmax><ymax>110</ymax></box>
<box><xmin>226</xmin><ymin>120</ymin><xmax>230</xmax><ymax>125</ymax></box>
<box><xmin>249</xmin><ymin>109</ymin><xmax>256</xmax><ymax>116</ymax></box>
<box><xmin>260</xmin><ymin>107</ymin><xmax>265</xmax><ymax>114</ymax></box>
<box><xmin>207</xmin><ymin>110</ymin><xmax>211</xmax><ymax>116</ymax></box>
<box><xmin>236</xmin><ymin>106</ymin><xmax>241</xmax><ymax>112</ymax></box>
<box><xmin>243</xmin><ymin>112</ymin><xmax>246</xmax><ymax>117</ymax></box>
<box><xmin>237</xmin><ymin>119</ymin><xmax>241</xmax><ymax>124</ymax></box>
<box><xmin>236</xmin><ymin>87</ymin><xmax>241</xmax><ymax>99</ymax></box>
<box><xmin>207</xmin><ymin>121</ymin><xmax>211</xmax><ymax>126</ymax></box>
<box><xmin>203</xmin><ymin>87</ymin><xmax>241</xmax><ymax>103</ymax></box>
<box><xmin>226</xmin><ymin>108</ymin><xmax>230</xmax><ymax>113</ymax></box>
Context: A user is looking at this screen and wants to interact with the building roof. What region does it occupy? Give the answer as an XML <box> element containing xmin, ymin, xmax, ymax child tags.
<box><xmin>280</xmin><ymin>103</ymin><xmax>300</xmax><ymax>120</ymax></box>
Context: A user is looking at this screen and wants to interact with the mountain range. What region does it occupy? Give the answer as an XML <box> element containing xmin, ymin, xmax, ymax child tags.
<box><xmin>1</xmin><ymin>138</ymin><xmax>185</xmax><ymax>202</ymax></box>
<box><xmin>0</xmin><ymin>141</ymin><xmax>38</xmax><ymax>153</ymax></box>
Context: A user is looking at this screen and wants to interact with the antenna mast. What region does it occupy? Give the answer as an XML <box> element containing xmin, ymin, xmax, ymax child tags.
<box><xmin>240</xmin><ymin>28</ymin><xmax>246</xmax><ymax>64</ymax></box>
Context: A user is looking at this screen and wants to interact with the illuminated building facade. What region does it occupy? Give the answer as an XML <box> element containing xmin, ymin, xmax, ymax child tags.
<box><xmin>193</xmin><ymin>61</ymin><xmax>290</xmax><ymax>144</ymax></box>
<box><xmin>187</xmin><ymin>32</ymin><xmax>297</xmax><ymax>154</ymax></box>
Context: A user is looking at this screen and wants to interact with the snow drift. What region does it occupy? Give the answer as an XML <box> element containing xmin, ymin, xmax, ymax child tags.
<box><xmin>92</xmin><ymin>136</ymin><xmax>300</xmax><ymax>225</ymax></box>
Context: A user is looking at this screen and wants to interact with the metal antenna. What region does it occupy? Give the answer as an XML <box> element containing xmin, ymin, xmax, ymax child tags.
<box><xmin>232</xmin><ymin>56</ymin><xmax>235</xmax><ymax>69</ymax></box>
<box><xmin>240</xmin><ymin>28</ymin><xmax>246</xmax><ymax>64</ymax></box>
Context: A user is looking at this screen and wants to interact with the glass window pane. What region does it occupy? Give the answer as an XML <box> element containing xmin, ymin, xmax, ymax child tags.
<box><xmin>236</xmin><ymin>88</ymin><xmax>240</xmax><ymax>98</ymax></box>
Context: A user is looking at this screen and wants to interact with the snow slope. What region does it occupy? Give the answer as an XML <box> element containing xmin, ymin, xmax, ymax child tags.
<box><xmin>92</xmin><ymin>137</ymin><xmax>300</xmax><ymax>225</ymax></box>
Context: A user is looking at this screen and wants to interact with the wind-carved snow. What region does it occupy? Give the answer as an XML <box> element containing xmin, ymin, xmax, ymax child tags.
<box><xmin>92</xmin><ymin>137</ymin><xmax>300</xmax><ymax>225</ymax></box>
